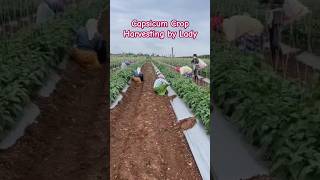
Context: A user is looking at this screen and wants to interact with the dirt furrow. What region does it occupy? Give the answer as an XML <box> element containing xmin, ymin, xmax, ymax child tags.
<box><xmin>110</xmin><ymin>63</ymin><xmax>201</xmax><ymax>180</ymax></box>
<box><xmin>0</xmin><ymin>62</ymin><xmax>108</xmax><ymax>180</ymax></box>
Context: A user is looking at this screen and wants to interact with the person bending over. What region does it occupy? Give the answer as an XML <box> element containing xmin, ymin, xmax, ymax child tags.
<box><xmin>71</xmin><ymin>18</ymin><xmax>104</xmax><ymax>69</ymax></box>
<box><xmin>133</xmin><ymin>67</ymin><xmax>144</xmax><ymax>82</ymax></box>
<box><xmin>153</xmin><ymin>74</ymin><xmax>170</xmax><ymax>96</ymax></box>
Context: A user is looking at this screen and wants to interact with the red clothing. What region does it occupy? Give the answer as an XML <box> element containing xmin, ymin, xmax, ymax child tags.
<box><xmin>212</xmin><ymin>16</ymin><xmax>223</xmax><ymax>31</ymax></box>
<box><xmin>174</xmin><ymin>66</ymin><xmax>180</xmax><ymax>73</ymax></box>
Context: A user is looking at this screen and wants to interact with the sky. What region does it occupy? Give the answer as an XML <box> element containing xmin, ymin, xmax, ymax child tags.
<box><xmin>110</xmin><ymin>0</ymin><xmax>210</xmax><ymax>57</ymax></box>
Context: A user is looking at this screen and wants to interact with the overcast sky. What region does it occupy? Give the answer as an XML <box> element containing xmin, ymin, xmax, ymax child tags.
<box><xmin>110</xmin><ymin>0</ymin><xmax>210</xmax><ymax>57</ymax></box>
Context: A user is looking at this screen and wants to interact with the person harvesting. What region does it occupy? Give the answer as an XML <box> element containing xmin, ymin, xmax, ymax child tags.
<box><xmin>153</xmin><ymin>74</ymin><xmax>170</xmax><ymax>96</ymax></box>
<box><xmin>132</xmin><ymin>67</ymin><xmax>144</xmax><ymax>83</ymax></box>
<box><xmin>71</xmin><ymin>18</ymin><xmax>105</xmax><ymax>69</ymax></box>
<box><xmin>191</xmin><ymin>54</ymin><xmax>200</xmax><ymax>83</ymax></box>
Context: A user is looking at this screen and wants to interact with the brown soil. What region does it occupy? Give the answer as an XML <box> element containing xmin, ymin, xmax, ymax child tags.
<box><xmin>110</xmin><ymin>63</ymin><xmax>201</xmax><ymax>180</ymax></box>
<box><xmin>0</xmin><ymin>61</ymin><xmax>108</xmax><ymax>180</ymax></box>
<box><xmin>175</xmin><ymin>117</ymin><xmax>196</xmax><ymax>131</ymax></box>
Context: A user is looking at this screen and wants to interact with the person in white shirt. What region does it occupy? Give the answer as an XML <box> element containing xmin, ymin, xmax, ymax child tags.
<box><xmin>153</xmin><ymin>74</ymin><xmax>170</xmax><ymax>96</ymax></box>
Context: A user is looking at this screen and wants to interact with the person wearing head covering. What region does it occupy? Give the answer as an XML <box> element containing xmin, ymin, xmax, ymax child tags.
<box><xmin>133</xmin><ymin>67</ymin><xmax>144</xmax><ymax>82</ymax></box>
<box><xmin>36</xmin><ymin>0</ymin><xmax>66</xmax><ymax>24</ymax></box>
<box><xmin>191</xmin><ymin>54</ymin><xmax>200</xmax><ymax>82</ymax></box>
<box><xmin>153</xmin><ymin>74</ymin><xmax>170</xmax><ymax>96</ymax></box>
<box><xmin>75</xmin><ymin>19</ymin><xmax>103</xmax><ymax>52</ymax></box>
<box><xmin>71</xmin><ymin>18</ymin><xmax>104</xmax><ymax>69</ymax></box>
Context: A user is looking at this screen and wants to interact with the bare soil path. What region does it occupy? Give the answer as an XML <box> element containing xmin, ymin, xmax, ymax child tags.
<box><xmin>110</xmin><ymin>63</ymin><xmax>201</xmax><ymax>180</ymax></box>
<box><xmin>0</xmin><ymin>61</ymin><xmax>108</xmax><ymax>180</ymax></box>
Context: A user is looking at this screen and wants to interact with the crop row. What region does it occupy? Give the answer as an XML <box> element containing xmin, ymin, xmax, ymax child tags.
<box><xmin>110</xmin><ymin>62</ymin><xmax>143</xmax><ymax>103</ymax></box>
<box><xmin>212</xmin><ymin>42</ymin><xmax>320</xmax><ymax>180</ymax></box>
<box><xmin>0</xmin><ymin>1</ymin><xmax>103</xmax><ymax>140</ymax></box>
<box><xmin>0</xmin><ymin>0</ymin><xmax>39</xmax><ymax>24</ymax></box>
<box><xmin>110</xmin><ymin>55</ymin><xmax>146</xmax><ymax>71</ymax></box>
<box><xmin>212</xmin><ymin>0</ymin><xmax>320</xmax><ymax>54</ymax></box>
<box><xmin>153</xmin><ymin>61</ymin><xmax>210</xmax><ymax>132</ymax></box>
<box><xmin>152</xmin><ymin>57</ymin><xmax>210</xmax><ymax>78</ymax></box>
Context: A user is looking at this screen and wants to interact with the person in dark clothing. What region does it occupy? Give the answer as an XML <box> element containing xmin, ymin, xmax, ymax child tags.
<box><xmin>97</xmin><ymin>9</ymin><xmax>107</xmax><ymax>64</ymax></box>
<box><xmin>81</xmin><ymin>18</ymin><xmax>104</xmax><ymax>60</ymax></box>
<box><xmin>268</xmin><ymin>9</ymin><xmax>284</xmax><ymax>65</ymax></box>
<box><xmin>75</xmin><ymin>27</ymin><xmax>102</xmax><ymax>50</ymax></box>
<box><xmin>269</xmin><ymin>22</ymin><xmax>282</xmax><ymax>62</ymax></box>
<box><xmin>191</xmin><ymin>54</ymin><xmax>200</xmax><ymax>82</ymax></box>
<box><xmin>71</xmin><ymin>19</ymin><xmax>104</xmax><ymax>69</ymax></box>
<box><xmin>45</xmin><ymin>0</ymin><xmax>65</xmax><ymax>13</ymax></box>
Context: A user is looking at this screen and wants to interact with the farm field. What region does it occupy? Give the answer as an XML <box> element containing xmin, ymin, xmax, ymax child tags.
<box><xmin>0</xmin><ymin>0</ymin><xmax>85</xmax><ymax>37</ymax></box>
<box><xmin>111</xmin><ymin>55</ymin><xmax>210</xmax><ymax>78</ymax></box>
<box><xmin>212</xmin><ymin>12</ymin><xmax>320</xmax><ymax>180</ymax></box>
<box><xmin>111</xmin><ymin>55</ymin><xmax>210</xmax><ymax>129</ymax></box>
<box><xmin>0</xmin><ymin>0</ymin><xmax>105</xmax><ymax>139</ymax></box>
<box><xmin>0</xmin><ymin>61</ymin><xmax>108</xmax><ymax>180</ymax></box>
<box><xmin>0</xmin><ymin>1</ymin><xmax>108</xmax><ymax>179</ymax></box>
<box><xmin>110</xmin><ymin>55</ymin><xmax>146</xmax><ymax>70</ymax></box>
<box><xmin>152</xmin><ymin>56</ymin><xmax>210</xmax><ymax>78</ymax></box>
<box><xmin>212</xmin><ymin>0</ymin><xmax>320</xmax><ymax>177</ymax></box>
<box><xmin>110</xmin><ymin>55</ymin><xmax>210</xmax><ymax>179</ymax></box>
<box><xmin>110</xmin><ymin>63</ymin><xmax>201</xmax><ymax>179</ymax></box>
<box><xmin>212</xmin><ymin>0</ymin><xmax>320</xmax><ymax>54</ymax></box>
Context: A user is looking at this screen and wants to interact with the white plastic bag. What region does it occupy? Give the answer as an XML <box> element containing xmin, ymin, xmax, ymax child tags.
<box><xmin>153</xmin><ymin>78</ymin><xmax>169</xmax><ymax>89</ymax></box>
<box><xmin>121</xmin><ymin>62</ymin><xmax>127</xmax><ymax>69</ymax></box>
<box><xmin>283</xmin><ymin>0</ymin><xmax>310</xmax><ymax>24</ymax></box>
<box><xmin>180</xmin><ymin>66</ymin><xmax>192</xmax><ymax>75</ymax></box>
<box><xmin>36</xmin><ymin>2</ymin><xmax>55</xmax><ymax>25</ymax></box>
<box><xmin>198</xmin><ymin>59</ymin><xmax>207</xmax><ymax>69</ymax></box>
